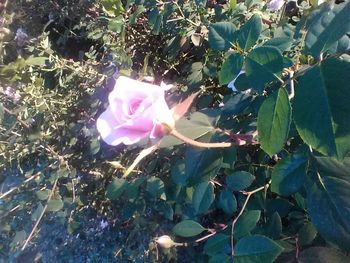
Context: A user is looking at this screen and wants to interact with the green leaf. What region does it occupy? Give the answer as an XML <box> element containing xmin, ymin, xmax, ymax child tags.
<box><xmin>219</xmin><ymin>53</ymin><xmax>244</xmax><ymax>85</ymax></box>
<box><xmin>263</xmin><ymin>212</ymin><xmax>282</xmax><ymax>240</ymax></box>
<box><xmin>307</xmin><ymin>168</ymin><xmax>350</xmax><ymax>250</ymax></box>
<box><xmin>171</xmin><ymin>160</ymin><xmax>188</xmax><ymax>186</ymax></box>
<box><xmin>237</xmin><ymin>14</ymin><xmax>262</xmax><ymax>51</ymax></box>
<box><xmin>245</xmin><ymin>46</ymin><xmax>284</xmax><ymax>93</ymax></box>
<box><xmin>222</xmin><ymin>93</ymin><xmax>253</xmax><ymax>116</ymax></box>
<box><xmin>304</xmin><ymin>1</ymin><xmax>350</xmax><ymax>58</ymax></box>
<box><xmin>187</xmin><ymin>62</ymin><xmax>203</xmax><ymax>89</ymax></box>
<box><xmin>26</xmin><ymin>56</ymin><xmax>48</xmax><ymax>66</ymax></box>
<box><xmin>299</xmin><ymin>247</ymin><xmax>350</xmax><ymax>263</ymax></box>
<box><xmin>204</xmin><ymin>233</ymin><xmax>230</xmax><ymax>256</ymax></box>
<box><xmin>101</xmin><ymin>0</ymin><xmax>124</xmax><ymax>17</ymax></box>
<box><xmin>31</xmin><ymin>203</ymin><xmax>44</xmax><ymax>221</ymax></box>
<box><xmin>47</xmin><ymin>199</ymin><xmax>64</xmax><ymax>212</ymax></box>
<box><xmin>36</xmin><ymin>189</ymin><xmax>50</xmax><ymax>201</ymax></box>
<box><xmin>208</xmin><ymin>254</ymin><xmax>230</xmax><ymax>263</ymax></box>
<box><xmin>192</xmin><ymin>182</ymin><xmax>215</xmax><ymax>215</ymax></box>
<box><xmin>208</xmin><ymin>22</ymin><xmax>236</xmax><ymax>51</ymax></box>
<box><xmin>233</xmin><ymin>235</ymin><xmax>284</xmax><ymax>263</ymax></box>
<box><xmin>160</xmin><ymin>110</ymin><xmax>217</xmax><ymax>148</ymax></box>
<box><xmin>271</xmin><ymin>153</ymin><xmax>308</xmax><ymax>196</ymax></box>
<box><xmin>298</xmin><ymin>222</ymin><xmax>317</xmax><ymax>246</ymax></box>
<box><xmin>258</xmin><ymin>88</ymin><xmax>291</xmax><ymax>157</ymax></box>
<box><xmin>217</xmin><ymin>189</ymin><xmax>237</xmax><ymax>214</ymax></box>
<box><xmin>173</xmin><ymin>220</ymin><xmax>206</xmax><ymax>237</ymax></box>
<box><xmin>226</xmin><ymin>171</ymin><xmax>255</xmax><ymax>191</ymax></box>
<box><xmin>186</xmin><ymin>146</ymin><xmax>223</xmax><ymax>186</ymax></box>
<box><xmin>263</xmin><ymin>37</ymin><xmax>293</xmax><ymax>52</ymax></box>
<box><xmin>293</xmin><ymin>58</ymin><xmax>350</xmax><ymax>159</ymax></box>
<box><xmin>148</xmin><ymin>9</ymin><xmax>162</xmax><ymax>35</ymax></box>
<box><xmin>229</xmin><ymin>0</ymin><xmax>237</xmax><ymax>10</ymax></box>
<box><xmin>147</xmin><ymin>176</ymin><xmax>165</xmax><ymax>198</ymax></box>
<box><xmin>234</xmin><ymin>210</ymin><xmax>261</xmax><ymax>240</ymax></box>
<box><xmin>106</xmin><ymin>178</ymin><xmax>127</xmax><ymax>200</ymax></box>
<box><xmin>128</xmin><ymin>5</ymin><xmax>145</xmax><ymax>25</ymax></box>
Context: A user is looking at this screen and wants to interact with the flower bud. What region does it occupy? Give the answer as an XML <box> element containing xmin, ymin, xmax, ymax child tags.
<box><xmin>155</xmin><ymin>235</ymin><xmax>176</xmax><ymax>248</ymax></box>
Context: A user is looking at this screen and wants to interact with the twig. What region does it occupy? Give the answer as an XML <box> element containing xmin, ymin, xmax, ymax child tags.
<box><xmin>0</xmin><ymin>172</ymin><xmax>40</xmax><ymax>200</ymax></box>
<box><xmin>21</xmin><ymin>178</ymin><xmax>59</xmax><ymax>251</ymax></box>
<box><xmin>230</xmin><ymin>183</ymin><xmax>270</xmax><ymax>258</ymax></box>
<box><xmin>3</xmin><ymin>106</ymin><xmax>29</xmax><ymax>129</ymax></box>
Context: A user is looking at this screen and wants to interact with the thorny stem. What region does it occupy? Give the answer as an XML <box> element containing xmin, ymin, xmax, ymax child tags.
<box><xmin>170</xmin><ymin>129</ymin><xmax>233</xmax><ymax>148</ymax></box>
<box><xmin>230</xmin><ymin>182</ymin><xmax>270</xmax><ymax>258</ymax></box>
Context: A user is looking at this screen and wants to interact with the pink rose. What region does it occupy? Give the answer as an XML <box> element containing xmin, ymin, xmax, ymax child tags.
<box><xmin>97</xmin><ymin>76</ymin><xmax>175</xmax><ymax>145</ymax></box>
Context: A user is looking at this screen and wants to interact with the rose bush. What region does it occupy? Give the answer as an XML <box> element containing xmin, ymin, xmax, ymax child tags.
<box><xmin>97</xmin><ymin>76</ymin><xmax>175</xmax><ymax>145</ymax></box>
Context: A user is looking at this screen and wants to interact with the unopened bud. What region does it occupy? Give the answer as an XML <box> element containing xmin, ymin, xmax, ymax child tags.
<box><xmin>155</xmin><ymin>235</ymin><xmax>176</xmax><ymax>248</ymax></box>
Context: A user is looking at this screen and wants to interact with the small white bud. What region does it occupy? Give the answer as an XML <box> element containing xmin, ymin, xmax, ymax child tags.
<box><xmin>155</xmin><ymin>235</ymin><xmax>176</xmax><ymax>248</ymax></box>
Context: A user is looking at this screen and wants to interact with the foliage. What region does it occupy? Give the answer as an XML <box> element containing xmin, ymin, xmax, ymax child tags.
<box><xmin>1</xmin><ymin>0</ymin><xmax>350</xmax><ymax>262</ymax></box>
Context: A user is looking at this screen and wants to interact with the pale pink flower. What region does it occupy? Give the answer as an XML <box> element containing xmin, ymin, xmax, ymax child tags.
<box><xmin>267</xmin><ymin>0</ymin><xmax>285</xmax><ymax>11</ymax></box>
<box><xmin>97</xmin><ymin>76</ymin><xmax>175</xmax><ymax>146</ymax></box>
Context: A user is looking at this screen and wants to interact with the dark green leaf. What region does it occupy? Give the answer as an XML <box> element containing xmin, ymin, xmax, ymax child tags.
<box><xmin>208</xmin><ymin>22</ymin><xmax>236</xmax><ymax>51</ymax></box>
<box><xmin>234</xmin><ymin>210</ymin><xmax>261</xmax><ymax>240</ymax></box>
<box><xmin>226</xmin><ymin>171</ymin><xmax>255</xmax><ymax>191</ymax></box>
<box><xmin>204</xmin><ymin>233</ymin><xmax>230</xmax><ymax>256</ymax></box>
<box><xmin>208</xmin><ymin>254</ymin><xmax>230</xmax><ymax>263</ymax></box>
<box><xmin>233</xmin><ymin>235</ymin><xmax>284</xmax><ymax>263</ymax></box>
<box><xmin>258</xmin><ymin>88</ymin><xmax>291</xmax><ymax>157</ymax></box>
<box><xmin>192</xmin><ymin>182</ymin><xmax>215</xmax><ymax>215</ymax></box>
<box><xmin>173</xmin><ymin>220</ymin><xmax>206</xmax><ymax>237</ymax></box>
<box><xmin>106</xmin><ymin>178</ymin><xmax>127</xmax><ymax>200</ymax></box>
<box><xmin>263</xmin><ymin>212</ymin><xmax>282</xmax><ymax>239</ymax></box>
<box><xmin>245</xmin><ymin>46</ymin><xmax>284</xmax><ymax>93</ymax></box>
<box><xmin>304</xmin><ymin>1</ymin><xmax>350</xmax><ymax>58</ymax></box>
<box><xmin>263</xmin><ymin>37</ymin><xmax>293</xmax><ymax>52</ymax></box>
<box><xmin>271</xmin><ymin>153</ymin><xmax>308</xmax><ymax>196</ymax></box>
<box><xmin>237</xmin><ymin>14</ymin><xmax>262</xmax><ymax>51</ymax></box>
<box><xmin>293</xmin><ymin>58</ymin><xmax>350</xmax><ymax>159</ymax></box>
<box><xmin>219</xmin><ymin>53</ymin><xmax>244</xmax><ymax>85</ymax></box>
<box><xmin>186</xmin><ymin>146</ymin><xmax>223</xmax><ymax>186</ymax></box>
<box><xmin>307</xmin><ymin>168</ymin><xmax>350</xmax><ymax>250</ymax></box>
<box><xmin>217</xmin><ymin>189</ymin><xmax>237</xmax><ymax>214</ymax></box>
<box><xmin>222</xmin><ymin>93</ymin><xmax>253</xmax><ymax>116</ymax></box>
<box><xmin>147</xmin><ymin>176</ymin><xmax>165</xmax><ymax>198</ymax></box>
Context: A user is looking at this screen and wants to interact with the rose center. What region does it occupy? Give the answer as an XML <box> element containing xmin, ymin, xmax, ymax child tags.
<box><xmin>129</xmin><ymin>99</ymin><xmax>143</xmax><ymax>115</ymax></box>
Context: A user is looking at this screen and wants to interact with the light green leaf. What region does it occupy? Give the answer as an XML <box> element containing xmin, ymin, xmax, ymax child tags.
<box><xmin>0</xmin><ymin>103</ymin><xmax>4</xmax><ymax>123</ymax></box>
<box><xmin>237</xmin><ymin>14</ymin><xmax>262</xmax><ymax>51</ymax></box>
<box><xmin>208</xmin><ymin>22</ymin><xmax>236</xmax><ymax>51</ymax></box>
<box><xmin>47</xmin><ymin>199</ymin><xmax>64</xmax><ymax>212</ymax></box>
<box><xmin>258</xmin><ymin>88</ymin><xmax>291</xmax><ymax>157</ymax></box>
<box><xmin>233</xmin><ymin>235</ymin><xmax>284</xmax><ymax>263</ymax></box>
<box><xmin>271</xmin><ymin>153</ymin><xmax>307</xmax><ymax>196</ymax></box>
<box><xmin>293</xmin><ymin>58</ymin><xmax>350</xmax><ymax>159</ymax></box>
<box><xmin>298</xmin><ymin>222</ymin><xmax>317</xmax><ymax>246</ymax></box>
<box><xmin>245</xmin><ymin>46</ymin><xmax>284</xmax><ymax>93</ymax></box>
<box><xmin>219</xmin><ymin>53</ymin><xmax>244</xmax><ymax>85</ymax></box>
<box><xmin>192</xmin><ymin>182</ymin><xmax>215</xmax><ymax>215</ymax></box>
<box><xmin>173</xmin><ymin>220</ymin><xmax>206</xmax><ymax>237</ymax></box>
<box><xmin>26</xmin><ymin>57</ymin><xmax>48</xmax><ymax>66</ymax></box>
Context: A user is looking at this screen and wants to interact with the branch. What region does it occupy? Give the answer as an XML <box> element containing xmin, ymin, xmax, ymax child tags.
<box><xmin>230</xmin><ymin>182</ymin><xmax>270</xmax><ymax>258</ymax></box>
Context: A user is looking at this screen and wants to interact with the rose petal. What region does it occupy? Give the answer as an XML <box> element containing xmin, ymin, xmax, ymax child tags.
<box><xmin>96</xmin><ymin>107</ymin><xmax>149</xmax><ymax>145</ymax></box>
